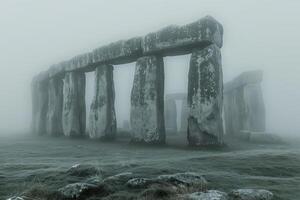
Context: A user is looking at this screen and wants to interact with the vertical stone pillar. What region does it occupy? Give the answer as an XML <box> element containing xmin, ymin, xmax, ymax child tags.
<box><xmin>62</xmin><ymin>71</ymin><xmax>86</xmax><ymax>137</ymax></box>
<box><xmin>89</xmin><ymin>64</ymin><xmax>117</xmax><ymax>140</ymax></box>
<box><xmin>165</xmin><ymin>98</ymin><xmax>177</xmax><ymax>133</ymax></box>
<box><xmin>46</xmin><ymin>77</ymin><xmax>63</xmax><ymax>136</ymax></box>
<box><xmin>180</xmin><ymin>99</ymin><xmax>188</xmax><ymax>132</ymax></box>
<box><xmin>187</xmin><ymin>44</ymin><xmax>223</xmax><ymax>146</ymax></box>
<box><xmin>130</xmin><ymin>55</ymin><xmax>165</xmax><ymax>144</ymax></box>
<box><xmin>31</xmin><ymin>79</ymin><xmax>48</xmax><ymax>135</ymax></box>
<box><xmin>243</xmin><ymin>83</ymin><xmax>266</xmax><ymax>132</ymax></box>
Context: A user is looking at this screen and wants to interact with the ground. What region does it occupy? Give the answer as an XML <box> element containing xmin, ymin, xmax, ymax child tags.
<box><xmin>0</xmin><ymin>133</ymin><xmax>299</xmax><ymax>200</ymax></box>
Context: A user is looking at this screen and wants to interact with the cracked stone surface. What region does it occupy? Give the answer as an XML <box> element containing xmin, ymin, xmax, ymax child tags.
<box><xmin>187</xmin><ymin>44</ymin><xmax>223</xmax><ymax>146</ymax></box>
<box><xmin>130</xmin><ymin>56</ymin><xmax>165</xmax><ymax>144</ymax></box>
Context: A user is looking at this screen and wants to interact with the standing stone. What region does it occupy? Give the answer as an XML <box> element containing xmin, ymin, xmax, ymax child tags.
<box><xmin>89</xmin><ymin>64</ymin><xmax>116</xmax><ymax>140</ymax></box>
<box><xmin>224</xmin><ymin>71</ymin><xmax>265</xmax><ymax>136</ymax></box>
<box><xmin>62</xmin><ymin>72</ymin><xmax>86</xmax><ymax>137</ymax></box>
<box><xmin>46</xmin><ymin>77</ymin><xmax>63</xmax><ymax>136</ymax></box>
<box><xmin>165</xmin><ymin>98</ymin><xmax>177</xmax><ymax>133</ymax></box>
<box><xmin>187</xmin><ymin>44</ymin><xmax>223</xmax><ymax>146</ymax></box>
<box><xmin>180</xmin><ymin>99</ymin><xmax>189</xmax><ymax>133</ymax></box>
<box><xmin>31</xmin><ymin>79</ymin><xmax>49</xmax><ymax>135</ymax></box>
<box><xmin>130</xmin><ymin>56</ymin><xmax>165</xmax><ymax>144</ymax></box>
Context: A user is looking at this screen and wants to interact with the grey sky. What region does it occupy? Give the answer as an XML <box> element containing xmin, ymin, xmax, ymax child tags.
<box><xmin>0</xmin><ymin>0</ymin><xmax>299</xmax><ymax>135</ymax></box>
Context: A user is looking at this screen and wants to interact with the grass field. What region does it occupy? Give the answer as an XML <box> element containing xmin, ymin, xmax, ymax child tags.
<box><xmin>0</xmin><ymin>133</ymin><xmax>299</xmax><ymax>199</ymax></box>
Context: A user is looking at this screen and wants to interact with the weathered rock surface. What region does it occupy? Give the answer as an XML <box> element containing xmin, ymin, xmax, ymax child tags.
<box><xmin>224</xmin><ymin>71</ymin><xmax>265</xmax><ymax>136</ymax></box>
<box><xmin>229</xmin><ymin>189</ymin><xmax>273</xmax><ymax>200</ymax></box>
<box><xmin>165</xmin><ymin>98</ymin><xmax>178</xmax><ymax>133</ymax></box>
<box><xmin>142</xmin><ymin>16</ymin><xmax>223</xmax><ymax>56</ymax></box>
<box><xmin>46</xmin><ymin>77</ymin><xmax>63</xmax><ymax>136</ymax></box>
<box><xmin>126</xmin><ymin>172</ymin><xmax>207</xmax><ymax>191</ymax></box>
<box><xmin>6</xmin><ymin>197</ymin><xmax>29</xmax><ymax>200</ymax></box>
<box><xmin>62</xmin><ymin>72</ymin><xmax>86</xmax><ymax>137</ymax></box>
<box><xmin>31</xmin><ymin>79</ymin><xmax>48</xmax><ymax>135</ymax></box>
<box><xmin>158</xmin><ymin>172</ymin><xmax>207</xmax><ymax>189</ymax></box>
<box><xmin>58</xmin><ymin>182</ymin><xmax>98</xmax><ymax>199</ymax></box>
<box><xmin>187</xmin><ymin>44</ymin><xmax>223</xmax><ymax>146</ymax></box>
<box><xmin>67</xmin><ymin>164</ymin><xmax>102</xmax><ymax>177</ymax></box>
<box><xmin>130</xmin><ymin>56</ymin><xmax>166</xmax><ymax>144</ymax></box>
<box><xmin>182</xmin><ymin>190</ymin><xmax>228</xmax><ymax>200</ymax></box>
<box><xmin>89</xmin><ymin>64</ymin><xmax>117</xmax><ymax>139</ymax></box>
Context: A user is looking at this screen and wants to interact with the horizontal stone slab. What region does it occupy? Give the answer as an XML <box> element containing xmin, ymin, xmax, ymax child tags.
<box><xmin>35</xmin><ymin>16</ymin><xmax>223</xmax><ymax>82</ymax></box>
<box><xmin>224</xmin><ymin>70</ymin><xmax>263</xmax><ymax>93</ymax></box>
<box><xmin>142</xmin><ymin>15</ymin><xmax>223</xmax><ymax>56</ymax></box>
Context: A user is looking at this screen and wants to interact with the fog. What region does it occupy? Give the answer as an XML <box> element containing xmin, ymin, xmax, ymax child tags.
<box><xmin>0</xmin><ymin>0</ymin><xmax>299</xmax><ymax>136</ymax></box>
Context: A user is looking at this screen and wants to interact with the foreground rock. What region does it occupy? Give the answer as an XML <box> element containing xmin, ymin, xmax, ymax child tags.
<box><xmin>58</xmin><ymin>182</ymin><xmax>98</xmax><ymax>199</ymax></box>
<box><xmin>187</xmin><ymin>44</ymin><xmax>223</xmax><ymax>146</ymax></box>
<box><xmin>182</xmin><ymin>190</ymin><xmax>228</xmax><ymax>200</ymax></box>
<box><xmin>89</xmin><ymin>64</ymin><xmax>117</xmax><ymax>139</ymax></box>
<box><xmin>130</xmin><ymin>56</ymin><xmax>166</xmax><ymax>144</ymax></box>
<box><xmin>62</xmin><ymin>72</ymin><xmax>86</xmax><ymax>137</ymax></box>
<box><xmin>7</xmin><ymin>197</ymin><xmax>29</xmax><ymax>200</ymax></box>
<box><xmin>229</xmin><ymin>189</ymin><xmax>273</xmax><ymax>200</ymax></box>
<box><xmin>67</xmin><ymin>164</ymin><xmax>102</xmax><ymax>177</ymax></box>
<box><xmin>126</xmin><ymin>172</ymin><xmax>207</xmax><ymax>191</ymax></box>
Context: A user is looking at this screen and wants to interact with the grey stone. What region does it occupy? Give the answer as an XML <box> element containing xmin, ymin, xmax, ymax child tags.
<box><xmin>62</xmin><ymin>72</ymin><xmax>86</xmax><ymax>137</ymax></box>
<box><xmin>92</xmin><ymin>37</ymin><xmax>142</xmax><ymax>65</ymax></box>
<box><xmin>130</xmin><ymin>55</ymin><xmax>166</xmax><ymax>144</ymax></box>
<box><xmin>229</xmin><ymin>189</ymin><xmax>273</xmax><ymax>200</ymax></box>
<box><xmin>89</xmin><ymin>64</ymin><xmax>117</xmax><ymax>140</ymax></box>
<box><xmin>157</xmin><ymin>172</ymin><xmax>207</xmax><ymax>189</ymax></box>
<box><xmin>180</xmin><ymin>99</ymin><xmax>189</xmax><ymax>132</ymax></box>
<box><xmin>31</xmin><ymin>79</ymin><xmax>48</xmax><ymax>135</ymax></box>
<box><xmin>142</xmin><ymin>15</ymin><xmax>223</xmax><ymax>56</ymax></box>
<box><xmin>224</xmin><ymin>71</ymin><xmax>265</xmax><ymax>136</ymax></box>
<box><xmin>67</xmin><ymin>164</ymin><xmax>102</xmax><ymax>177</ymax></box>
<box><xmin>165</xmin><ymin>98</ymin><xmax>177</xmax><ymax>133</ymax></box>
<box><xmin>182</xmin><ymin>190</ymin><xmax>228</xmax><ymax>200</ymax></box>
<box><xmin>58</xmin><ymin>182</ymin><xmax>98</xmax><ymax>199</ymax></box>
<box><xmin>126</xmin><ymin>178</ymin><xmax>154</xmax><ymax>188</ymax></box>
<box><xmin>6</xmin><ymin>197</ymin><xmax>28</xmax><ymax>200</ymax></box>
<box><xmin>187</xmin><ymin>44</ymin><xmax>223</xmax><ymax>146</ymax></box>
<box><xmin>46</xmin><ymin>77</ymin><xmax>63</xmax><ymax>136</ymax></box>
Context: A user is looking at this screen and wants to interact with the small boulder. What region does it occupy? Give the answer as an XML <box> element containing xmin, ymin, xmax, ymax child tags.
<box><xmin>182</xmin><ymin>190</ymin><xmax>228</xmax><ymax>200</ymax></box>
<box><xmin>67</xmin><ymin>164</ymin><xmax>102</xmax><ymax>177</ymax></box>
<box><xmin>158</xmin><ymin>172</ymin><xmax>207</xmax><ymax>189</ymax></box>
<box><xmin>229</xmin><ymin>189</ymin><xmax>273</xmax><ymax>200</ymax></box>
<box><xmin>59</xmin><ymin>182</ymin><xmax>98</xmax><ymax>199</ymax></box>
<box><xmin>126</xmin><ymin>178</ymin><xmax>154</xmax><ymax>188</ymax></box>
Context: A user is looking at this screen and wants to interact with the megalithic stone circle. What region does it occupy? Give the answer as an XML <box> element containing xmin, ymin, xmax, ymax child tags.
<box><xmin>89</xmin><ymin>64</ymin><xmax>117</xmax><ymax>140</ymax></box>
<box><xmin>187</xmin><ymin>44</ymin><xmax>224</xmax><ymax>146</ymax></box>
<box><xmin>46</xmin><ymin>77</ymin><xmax>63</xmax><ymax>136</ymax></box>
<box><xmin>31</xmin><ymin>15</ymin><xmax>224</xmax><ymax>146</ymax></box>
<box><xmin>130</xmin><ymin>56</ymin><xmax>165</xmax><ymax>144</ymax></box>
<box><xmin>62</xmin><ymin>71</ymin><xmax>86</xmax><ymax>137</ymax></box>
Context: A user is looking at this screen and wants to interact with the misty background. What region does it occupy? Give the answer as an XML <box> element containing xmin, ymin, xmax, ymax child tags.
<box><xmin>0</xmin><ymin>0</ymin><xmax>299</xmax><ymax>136</ymax></box>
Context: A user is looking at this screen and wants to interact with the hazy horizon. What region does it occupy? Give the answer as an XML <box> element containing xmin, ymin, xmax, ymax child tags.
<box><xmin>0</xmin><ymin>0</ymin><xmax>299</xmax><ymax>136</ymax></box>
